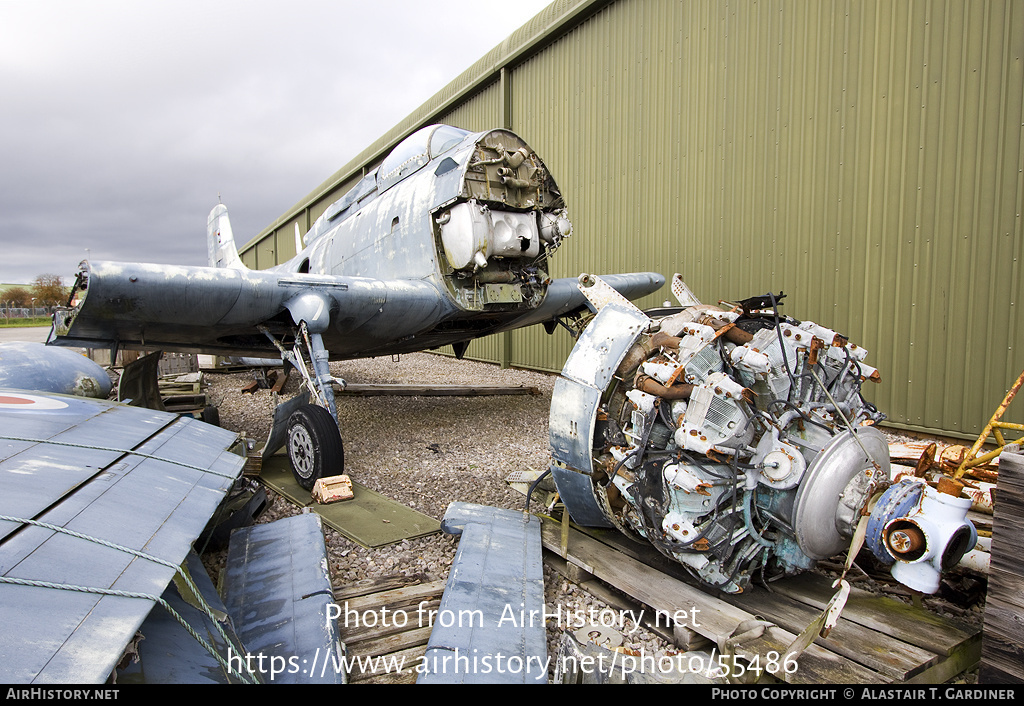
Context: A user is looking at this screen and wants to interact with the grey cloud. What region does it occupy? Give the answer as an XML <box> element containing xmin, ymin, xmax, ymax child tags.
<box><xmin>0</xmin><ymin>0</ymin><xmax>552</xmax><ymax>284</ymax></box>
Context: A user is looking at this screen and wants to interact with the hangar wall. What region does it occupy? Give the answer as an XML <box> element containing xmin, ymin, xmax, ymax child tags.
<box><xmin>240</xmin><ymin>0</ymin><xmax>1024</xmax><ymax>441</ymax></box>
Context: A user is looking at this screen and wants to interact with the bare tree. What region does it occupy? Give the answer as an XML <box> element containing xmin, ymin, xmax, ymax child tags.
<box><xmin>2</xmin><ymin>286</ymin><xmax>33</xmax><ymax>308</ymax></box>
<box><xmin>31</xmin><ymin>274</ymin><xmax>69</xmax><ymax>308</ymax></box>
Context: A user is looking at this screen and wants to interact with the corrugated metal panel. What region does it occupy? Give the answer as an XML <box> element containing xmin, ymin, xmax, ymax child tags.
<box><xmin>255</xmin><ymin>235</ymin><xmax>277</xmax><ymax>270</ymax></box>
<box><xmin>245</xmin><ymin>0</ymin><xmax>1024</xmax><ymax>438</ymax></box>
<box><xmin>501</xmin><ymin>0</ymin><xmax>1024</xmax><ymax>437</ymax></box>
<box><xmin>240</xmin><ymin>247</ymin><xmax>257</xmax><ymax>269</ymax></box>
<box><xmin>273</xmin><ymin>218</ymin><xmax>301</xmax><ymax>262</ymax></box>
<box><xmin>437</xmin><ymin>80</ymin><xmax>502</xmax><ymax>133</ymax></box>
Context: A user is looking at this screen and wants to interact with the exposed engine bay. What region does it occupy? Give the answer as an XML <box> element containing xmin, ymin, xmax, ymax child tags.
<box><xmin>549</xmin><ymin>274</ymin><xmax>977</xmax><ymax>595</ymax></box>
<box><xmin>433</xmin><ymin>129</ymin><xmax>573</xmax><ymax>312</ymax></box>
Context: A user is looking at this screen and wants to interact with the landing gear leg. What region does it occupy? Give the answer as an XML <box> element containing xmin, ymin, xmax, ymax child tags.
<box><xmin>260</xmin><ymin>323</ymin><xmax>346</xmax><ymax>489</ymax></box>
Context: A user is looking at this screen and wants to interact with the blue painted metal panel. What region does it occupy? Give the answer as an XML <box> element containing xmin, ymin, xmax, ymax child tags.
<box><xmin>547</xmin><ymin>303</ymin><xmax>648</xmax><ymax>529</ymax></box>
<box><xmin>418</xmin><ymin>502</ymin><xmax>547</xmax><ymax>684</ymax></box>
<box><xmin>0</xmin><ymin>392</ymin><xmax>245</xmax><ymax>684</ymax></box>
<box><xmin>222</xmin><ymin>513</ymin><xmax>345</xmax><ymax>684</ymax></box>
<box><xmin>548</xmin><ymin>376</ymin><xmax>601</xmax><ymax>473</ymax></box>
<box><xmin>0</xmin><ymin>393</ymin><xmax>182</xmax><ymax>541</ymax></box>
<box><xmin>0</xmin><ymin>342</ymin><xmax>112</xmax><ymax>398</ymax></box>
<box><xmin>558</xmin><ymin>303</ymin><xmax>649</xmax><ymax>390</ymax></box>
<box><xmin>116</xmin><ymin>551</ymin><xmax>251</xmax><ymax>684</ymax></box>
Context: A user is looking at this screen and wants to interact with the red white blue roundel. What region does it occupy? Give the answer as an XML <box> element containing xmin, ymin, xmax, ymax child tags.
<box><xmin>0</xmin><ymin>393</ymin><xmax>70</xmax><ymax>411</ymax></box>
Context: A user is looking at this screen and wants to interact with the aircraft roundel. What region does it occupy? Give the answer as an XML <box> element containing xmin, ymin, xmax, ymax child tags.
<box><xmin>0</xmin><ymin>393</ymin><xmax>70</xmax><ymax>411</ymax></box>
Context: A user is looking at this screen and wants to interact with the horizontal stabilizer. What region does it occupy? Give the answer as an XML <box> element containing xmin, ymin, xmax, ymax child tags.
<box><xmin>418</xmin><ymin>502</ymin><xmax>547</xmax><ymax>684</ymax></box>
<box><xmin>223</xmin><ymin>514</ymin><xmax>345</xmax><ymax>684</ymax></box>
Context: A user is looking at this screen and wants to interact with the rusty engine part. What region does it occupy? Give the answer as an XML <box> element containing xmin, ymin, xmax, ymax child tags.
<box><xmin>548</xmin><ymin>274</ymin><xmax>976</xmax><ymax>595</ymax></box>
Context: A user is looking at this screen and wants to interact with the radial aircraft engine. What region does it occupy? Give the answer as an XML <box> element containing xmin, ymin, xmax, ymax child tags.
<box><xmin>548</xmin><ymin>275</ymin><xmax>977</xmax><ymax>595</ymax></box>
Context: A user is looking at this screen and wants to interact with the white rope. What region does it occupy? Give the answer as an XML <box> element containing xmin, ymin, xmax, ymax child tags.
<box><xmin>0</xmin><ymin>514</ymin><xmax>258</xmax><ymax>684</ymax></box>
<box><xmin>0</xmin><ymin>435</ymin><xmax>240</xmax><ymax>479</ymax></box>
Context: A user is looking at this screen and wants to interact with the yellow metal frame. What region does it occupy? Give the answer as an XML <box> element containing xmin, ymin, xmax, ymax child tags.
<box><xmin>954</xmin><ymin>369</ymin><xmax>1024</xmax><ymax>479</ymax></box>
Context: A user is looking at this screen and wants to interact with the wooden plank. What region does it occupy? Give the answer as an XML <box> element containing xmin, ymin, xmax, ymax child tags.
<box><xmin>905</xmin><ymin>634</ymin><xmax>982</xmax><ymax>685</ymax></box>
<box><xmin>543</xmin><ymin>551</ymin><xmax>681</xmax><ymax>647</ymax></box>
<box><xmin>333</xmin><ymin>573</ymin><xmax>432</xmax><ymax>601</ymax></box>
<box><xmin>347</xmin><ymin>644</ymin><xmax>424</xmax><ymax>684</ymax></box>
<box><xmin>333</xmin><ymin>578</ymin><xmax>444</xmax><ymax>684</ymax></box>
<box><xmin>727</xmin><ymin>584</ymin><xmax>939</xmax><ymax>681</ymax></box>
<box><xmin>335</xmin><ymin>383</ymin><xmax>539</xmax><ymax>397</ymax></box>
<box><xmin>540</xmin><ymin>519</ymin><xmax>881</xmax><ymax>683</ymax></box>
<box><xmin>769</xmin><ymin>573</ymin><xmax>978</xmax><ymax>657</ymax></box>
<box><xmin>980</xmin><ymin>450</ymin><xmax>1024</xmax><ymax>682</ymax></box>
<box><xmin>572</xmin><ymin>520</ymin><xmax>977</xmax><ymax>681</ymax></box>
<box><xmin>340</xmin><ymin>599</ymin><xmax>441</xmax><ymax>643</ymax></box>
<box><xmin>337</xmin><ymin>579</ymin><xmax>447</xmax><ymax>613</ymax></box>
<box><xmin>335</xmin><ymin>580</ymin><xmax>445</xmax><ymax>643</ymax></box>
<box><xmin>348</xmin><ymin>626</ymin><xmax>433</xmax><ymax>660</ymax></box>
<box><xmin>270</xmin><ymin>368</ymin><xmax>289</xmax><ymax>394</ymax></box>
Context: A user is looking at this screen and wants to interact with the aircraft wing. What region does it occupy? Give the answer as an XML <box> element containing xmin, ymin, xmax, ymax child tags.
<box><xmin>49</xmin><ymin>260</ymin><xmax>446</xmax><ymax>359</ymax></box>
<box><xmin>49</xmin><ymin>261</ymin><xmax>663</xmax><ymax>360</ymax></box>
<box><xmin>0</xmin><ymin>390</ymin><xmax>245</xmax><ymax>683</ymax></box>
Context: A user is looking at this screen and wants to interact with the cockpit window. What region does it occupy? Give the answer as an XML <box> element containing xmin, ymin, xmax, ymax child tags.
<box><xmin>429</xmin><ymin>125</ymin><xmax>469</xmax><ymax>158</ymax></box>
<box><xmin>378</xmin><ymin>125</ymin><xmax>470</xmax><ymax>193</ymax></box>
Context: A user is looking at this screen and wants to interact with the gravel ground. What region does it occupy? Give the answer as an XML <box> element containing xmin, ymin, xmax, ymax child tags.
<box><xmin>201</xmin><ymin>351</ymin><xmax>984</xmax><ymax>684</ymax></box>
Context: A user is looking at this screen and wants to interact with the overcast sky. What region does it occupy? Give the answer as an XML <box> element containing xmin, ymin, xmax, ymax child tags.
<box><xmin>0</xmin><ymin>0</ymin><xmax>553</xmax><ymax>285</ymax></box>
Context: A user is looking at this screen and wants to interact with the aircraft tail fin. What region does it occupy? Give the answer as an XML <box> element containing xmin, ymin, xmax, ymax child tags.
<box><xmin>207</xmin><ymin>203</ymin><xmax>247</xmax><ymax>269</ymax></box>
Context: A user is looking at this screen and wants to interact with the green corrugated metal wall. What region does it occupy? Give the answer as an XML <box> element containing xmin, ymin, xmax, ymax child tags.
<box><xmin>241</xmin><ymin>0</ymin><xmax>1024</xmax><ymax>440</ymax></box>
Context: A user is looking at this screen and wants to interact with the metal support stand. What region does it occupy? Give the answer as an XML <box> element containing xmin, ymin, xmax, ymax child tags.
<box><xmin>954</xmin><ymin>368</ymin><xmax>1024</xmax><ymax>480</ymax></box>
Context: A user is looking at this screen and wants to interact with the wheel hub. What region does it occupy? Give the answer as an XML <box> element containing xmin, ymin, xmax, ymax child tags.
<box><xmin>289</xmin><ymin>426</ymin><xmax>315</xmax><ymax>479</ymax></box>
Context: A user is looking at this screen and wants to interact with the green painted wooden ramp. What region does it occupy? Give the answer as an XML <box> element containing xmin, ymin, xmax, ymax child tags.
<box><xmin>258</xmin><ymin>454</ymin><xmax>440</xmax><ymax>548</ymax></box>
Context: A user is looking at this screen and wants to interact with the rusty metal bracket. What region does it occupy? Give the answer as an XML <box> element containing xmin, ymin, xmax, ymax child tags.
<box><xmin>954</xmin><ymin>369</ymin><xmax>1024</xmax><ymax>480</ymax></box>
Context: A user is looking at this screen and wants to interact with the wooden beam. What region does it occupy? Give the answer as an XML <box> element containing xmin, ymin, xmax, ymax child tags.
<box><xmin>334</xmin><ymin>383</ymin><xmax>539</xmax><ymax>397</ymax></box>
<box><xmin>980</xmin><ymin>450</ymin><xmax>1024</xmax><ymax>682</ymax></box>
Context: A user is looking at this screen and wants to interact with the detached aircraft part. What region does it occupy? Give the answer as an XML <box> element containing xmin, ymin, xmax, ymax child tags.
<box><xmin>0</xmin><ymin>388</ymin><xmax>246</xmax><ymax>682</ymax></box>
<box><xmin>0</xmin><ymin>342</ymin><xmax>111</xmax><ymax>399</ymax></box>
<box><xmin>549</xmin><ymin>274</ymin><xmax>976</xmax><ymax>594</ymax></box>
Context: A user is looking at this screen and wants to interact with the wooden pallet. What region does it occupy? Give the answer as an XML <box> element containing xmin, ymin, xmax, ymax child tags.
<box><xmin>158</xmin><ymin>373</ymin><xmax>207</xmax><ymax>416</ymax></box>
<box><xmin>332</xmin><ymin>574</ymin><xmax>446</xmax><ymax>684</ymax></box>
<box><xmin>540</xmin><ymin>519</ymin><xmax>981</xmax><ymax>684</ymax></box>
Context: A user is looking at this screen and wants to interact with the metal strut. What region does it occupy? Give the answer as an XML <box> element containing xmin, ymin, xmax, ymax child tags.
<box><xmin>303</xmin><ymin>323</ymin><xmax>339</xmax><ymax>419</ymax></box>
<box><xmin>258</xmin><ymin>323</ymin><xmax>344</xmax><ymax>420</ymax></box>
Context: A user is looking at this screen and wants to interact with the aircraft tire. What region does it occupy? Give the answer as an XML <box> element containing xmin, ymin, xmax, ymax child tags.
<box><xmin>201</xmin><ymin>405</ymin><xmax>221</xmax><ymax>427</ymax></box>
<box><xmin>287</xmin><ymin>404</ymin><xmax>344</xmax><ymax>490</ymax></box>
